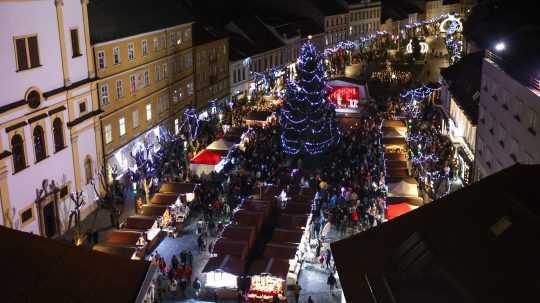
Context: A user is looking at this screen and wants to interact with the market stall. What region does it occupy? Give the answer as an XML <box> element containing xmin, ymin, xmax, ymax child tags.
<box><xmin>386</xmin><ymin>203</ymin><xmax>418</xmax><ymax>220</ymax></box>
<box><xmin>159</xmin><ymin>182</ymin><xmax>197</xmax><ymax>205</ymax></box>
<box><xmin>244</xmin><ymin>111</ymin><xmax>274</xmax><ymax>127</ymax></box>
<box><xmin>223</xmin><ymin>126</ymin><xmax>244</xmax><ymax>143</ymax></box>
<box><xmin>123</xmin><ymin>215</ymin><xmax>165</xmax><ymax>243</ymax></box>
<box><xmin>221</xmin><ymin>225</ymin><xmax>257</xmax><ymax>251</ymax></box>
<box><xmin>387</xmin><ymin>178</ymin><xmax>419</xmax><ymax>199</ymax></box>
<box><xmin>282</xmin><ymin>202</ymin><xmax>312</xmax><ymax>215</ymax></box>
<box><xmin>263</xmin><ymin>243</ymin><xmax>304</xmax><ymax>285</ymax></box>
<box><xmin>231</xmin><ymin>210</ymin><xmax>265</xmax><ymax>232</ymax></box>
<box><xmin>207</xmin><ymin>138</ymin><xmax>236</xmax><ymax>152</ymax></box>
<box><xmin>252</xmin><ymin>185</ymin><xmax>282</xmax><ymax>200</ymax></box>
<box><xmin>150</xmin><ymin>193</ymin><xmax>177</xmax><ymax>206</ymax></box>
<box><xmin>92</xmin><ymin>243</ymin><xmax>138</xmax><ymax>260</ymax></box>
<box><xmin>190</xmin><ymin>149</ymin><xmax>229</xmax><ymax>176</ymax></box>
<box><xmin>271</xmin><ymin>228</ymin><xmax>304</xmax><ymax>247</ymax></box>
<box><xmin>277</xmin><ymin>214</ymin><xmax>309</xmax><ymax>230</ymax></box>
<box><xmin>202</xmin><ymin>255</ymin><xmax>245</xmax><ymax>299</ymax></box>
<box><xmin>212</xmin><ymin>239</ymin><xmax>250</xmax><ymax>260</ymax></box>
<box><xmin>247</xmin><ymin>258</ymin><xmax>289</xmax><ymax>302</ymax></box>
<box><xmin>238</xmin><ymin>200</ymin><xmax>273</xmax><ymax>221</ymax></box>
<box><xmin>103</xmin><ymin>230</ymin><xmax>147</xmax><ymax>259</ymax></box>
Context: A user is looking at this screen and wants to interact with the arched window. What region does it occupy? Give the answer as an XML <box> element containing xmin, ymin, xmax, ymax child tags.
<box><xmin>11</xmin><ymin>134</ymin><xmax>26</xmax><ymax>172</ymax></box>
<box><xmin>33</xmin><ymin>125</ymin><xmax>47</xmax><ymax>162</ymax></box>
<box><xmin>53</xmin><ymin>118</ymin><xmax>65</xmax><ymax>152</ymax></box>
<box><xmin>84</xmin><ymin>156</ymin><xmax>93</xmax><ymax>185</ymax></box>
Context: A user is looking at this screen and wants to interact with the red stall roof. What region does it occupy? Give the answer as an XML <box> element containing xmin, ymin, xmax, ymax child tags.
<box><xmin>249</xmin><ymin>258</ymin><xmax>290</xmax><ymax>280</ymax></box>
<box><xmin>213</xmin><ymin>239</ymin><xmax>250</xmax><ymax>260</ymax></box>
<box><xmin>263</xmin><ymin>243</ymin><xmax>297</xmax><ymax>260</ymax></box>
<box><xmin>191</xmin><ymin>149</ymin><xmax>227</xmax><ymax>165</ymax></box>
<box><xmin>202</xmin><ymin>255</ymin><xmax>245</xmax><ymax>276</ymax></box>
<box><xmin>271</xmin><ymin>228</ymin><xmax>304</xmax><ymax>246</ymax></box>
<box><xmin>221</xmin><ymin>225</ymin><xmax>257</xmax><ymax>250</ymax></box>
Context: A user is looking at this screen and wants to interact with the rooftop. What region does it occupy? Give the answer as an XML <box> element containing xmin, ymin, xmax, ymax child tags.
<box><xmin>332</xmin><ymin>164</ymin><xmax>540</xmax><ymax>303</ymax></box>
<box><xmin>441</xmin><ymin>52</ymin><xmax>484</xmax><ymax>124</ymax></box>
<box><xmin>307</xmin><ymin>0</ymin><xmax>349</xmax><ymax>16</ymax></box>
<box><xmin>226</xmin><ymin>15</ymin><xmax>285</xmax><ymax>60</ymax></box>
<box><xmin>382</xmin><ymin>0</ymin><xmax>423</xmax><ymax>22</ymax></box>
<box><xmin>0</xmin><ymin>226</ymin><xmax>151</xmax><ymax>302</ymax></box>
<box><xmin>464</xmin><ymin>0</ymin><xmax>540</xmax><ymax>89</ymax></box>
<box><xmin>88</xmin><ymin>0</ymin><xmax>193</xmax><ymax>44</ymax></box>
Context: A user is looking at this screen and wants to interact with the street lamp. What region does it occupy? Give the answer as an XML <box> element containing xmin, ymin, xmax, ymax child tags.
<box><xmin>495</xmin><ymin>42</ymin><xmax>505</xmax><ymax>52</ymax></box>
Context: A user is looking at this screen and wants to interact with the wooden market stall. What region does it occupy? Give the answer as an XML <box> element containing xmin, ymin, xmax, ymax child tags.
<box><xmin>150</xmin><ymin>193</ymin><xmax>178</xmax><ymax>206</ymax></box>
<box><xmin>221</xmin><ymin>225</ymin><xmax>257</xmax><ymax>251</ymax></box>
<box><xmin>270</xmin><ymin>228</ymin><xmax>304</xmax><ymax>247</ymax></box>
<box><xmin>231</xmin><ymin>210</ymin><xmax>265</xmax><ymax>232</ymax></box>
<box><xmin>247</xmin><ymin>258</ymin><xmax>289</xmax><ymax>302</ymax></box>
<box><xmin>282</xmin><ymin>202</ymin><xmax>312</xmax><ymax>215</ymax></box>
<box><xmin>212</xmin><ymin>239</ymin><xmax>250</xmax><ymax>260</ymax></box>
<box><xmin>276</xmin><ymin>214</ymin><xmax>309</xmax><ymax>230</ymax></box>
<box><xmin>92</xmin><ymin>243</ymin><xmax>138</xmax><ymax>260</ymax></box>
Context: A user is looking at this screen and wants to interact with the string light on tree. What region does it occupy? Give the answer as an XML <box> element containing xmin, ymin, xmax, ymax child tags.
<box><xmin>279</xmin><ymin>41</ymin><xmax>340</xmax><ymax>155</ymax></box>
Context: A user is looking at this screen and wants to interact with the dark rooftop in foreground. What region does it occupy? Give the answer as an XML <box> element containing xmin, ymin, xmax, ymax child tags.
<box><xmin>0</xmin><ymin>225</ymin><xmax>152</xmax><ymax>302</ymax></box>
<box><xmin>88</xmin><ymin>0</ymin><xmax>193</xmax><ymax>44</ymax></box>
<box><xmin>441</xmin><ymin>52</ymin><xmax>483</xmax><ymax>124</ymax></box>
<box><xmin>332</xmin><ymin>164</ymin><xmax>540</xmax><ymax>303</ymax></box>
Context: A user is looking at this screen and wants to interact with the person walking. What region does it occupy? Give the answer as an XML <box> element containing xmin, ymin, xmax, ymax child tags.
<box><xmin>192</xmin><ymin>277</ymin><xmax>202</xmax><ymax>297</ymax></box>
<box><xmin>325</xmin><ymin>249</ymin><xmax>332</xmax><ymax>269</ymax></box>
<box><xmin>307</xmin><ymin>296</ymin><xmax>314</xmax><ymax>303</ymax></box>
<box><xmin>327</xmin><ymin>272</ymin><xmax>337</xmax><ymax>296</ymax></box>
<box><xmin>197</xmin><ymin>234</ymin><xmax>205</xmax><ymax>253</ymax></box>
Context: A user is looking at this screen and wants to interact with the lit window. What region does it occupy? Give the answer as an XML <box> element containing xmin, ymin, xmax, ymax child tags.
<box><xmin>128</xmin><ymin>43</ymin><xmax>135</xmax><ymax>60</ymax></box>
<box><xmin>97</xmin><ymin>51</ymin><xmax>105</xmax><ymax>69</ymax></box>
<box><xmin>144</xmin><ymin>70</ymin><xmax>150</xmax><ymax>87</ymax></box>
<box><xmin>100</xmin><ymin>84</ymin><xmax>109</xmax><ymax>105</ymax></box>
<box><xmin>119</xmin><ymin>117</ymin><xmax>126</xmax><ymax>137</ymax></box>
<box><xmin>187</xmin><ymin>82</ymin><xmax>193</xmax><ymax>96</ymax></box>
<box><xmin>132</xmin><ymin>110</ymin><xmax>139</xmax><ymax>128</ymax></box>
<box><xmin>155</xmin><ymin>65</ymin><xmax>161</xmax><ymax>81</ymax></box>
<box><xmin>116</xmin><ymin>80</ymin><xmax>124</xmax><ymax>99</ymax></box>
<box><xmin>104</xmin><ymin>124</ymin><xmax>112</xmax><ymax>144</ymax></box>
<box><xmin>184</xmin><ymin>28</ymin><xmax>191</xmax><ymax>40</ymax></box>
<box><xmin>153</xmin><ymin>37</ymin><xmax>159</xmax><ymax>51</ymax></box>
<box><xmin>163</xmin><ymin>63</ymin><xmax>168</xmax><ymax>79</ymax></box>
<box><xmin>142</xmin><ymin>39</ymin><xmax>148</xmax><ymax>57</ymax></box>
<box><xmin>175</xmin><ymin>118</ymin><xmax>179</xmax><ymax>134</ymax></box>
<box><xmin>146</xmin><ymin>103</ymin><xmax>152</xmax><ymax>121</ymax></box>
<box><xmin>129</xmin><ymin>74</ymin><xmax>136</xmax><ymax>93</ymax></box>
<box><xmin>113</xmin><ymin>47</ymin><xmax>120</xmax><ymax>65</ymax></box>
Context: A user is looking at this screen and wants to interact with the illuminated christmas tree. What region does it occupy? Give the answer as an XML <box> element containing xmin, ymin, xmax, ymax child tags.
<box><xmin>279</xmin><ymin>41</ymin><xmax>339</xmax><ymax>155</ymax></box>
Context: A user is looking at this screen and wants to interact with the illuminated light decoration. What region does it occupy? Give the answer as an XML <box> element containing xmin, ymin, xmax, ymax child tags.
<box><xmin>439</xmin><ymin>14</ymin><xmax>463</xmax><ymax>34</ymax></box>
<box><xmin>494</xmin><ymin>42</ymin><xmax>506</xmax><ymax>52</ymax></box>
<box><xmin>180</xmin><ymin>107</ymin><xmax>200</xmax><ymax>142</ymax></box>
<box><xmin>405</xmin><ymin>40</ymin><xmax>429</xmax><ymax>54</ymax></box>
<box><xmin>279</xmin><ymin>41</ymin><xmax>340</xmax><ymax>155</ymax></box>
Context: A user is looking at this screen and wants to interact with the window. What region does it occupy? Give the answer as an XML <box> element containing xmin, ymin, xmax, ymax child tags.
<box><xmin>187</xmin><ymin>82</ymin><xmax>193</xmax><ymax>96</ymax></box>
<box><xmin>153</xmin><ymin>37</ymin><xmax>159</xmax><ymax>51</ymax></box>
<box><xmin>116</xmin><ymin>80</ymin><xmax>124</xmax><ymax>99</ymax></box>
<box><xmin>128</xmin><ymin>43</ymin><xmax>135</xmax><ymax>60</ymax></box>
<box><xmin>175</xmin><ymin>118</ymin><xmax>179</xmax><ymax>135</ymax></box>
<box><xmin>97</xmin><ymin>51</ymin><xmax>105</xmax><ymax>69</ymax></box>
<box><xmin>113</xmin><ymin>47</ymin><xmax>121</xmax><ymax>65</ymax></box>
<box><xmin>146</xmin><ymin>103</ymin><xmax>152</xmax><ymax>121</ymax></box>
<box><xmin>132</xmin><ymin>110</ymin><xmax>139</xmax><ymax>128</ymax></box>
<box><xmin>129</xmin><ymin>74</ymin><xmax>136</xmax><ymax>93</ymax></box>
<box><xmin>155</xmin><ymin>65</ymin><xmax>161</xmax><ymax>81</ymax></box>
<box><xmin>21</xmin><ymin>207</ymin><xmax>33</xmax><ymax>224</ymax></box>
<box><xmin>118</xmin><ymin>117</ymin><xmax>126</xmax><ymax>137</ymax></box>
<box><xmin>233</xmin><ymin>70</ymin><xmax>237</xmax><ymax>83</ymax></box>
<box><xmin>170</xmin><ymin>32</ymin><xmax>176</xmax><ymax>46</ymax></box>
<box><xmin>104</xmin><ymin>124</ymin><xmax>112</xmax><ymax>144</ymax></box>
<box><xmin>142</xmin><ymin>40</ymin><xmax>148</xmax><ymax>57</ymax></box>
<box><xmin>163</xmin><ymin>63</ymin><xmax>168</xmax><ymax>79</ymax></box>
<box><xmin>184</xmin><ymin>28</ymin><xmax>191</xmax><ymax>40</ymax></box>
<box><xmin>176</xmin><ymin>31</ymin><xmax>182</xmax><ymax>45</ymax></box>
<box><xmin>242</xmin><ymin>68</ymin><xmax>246</xmax><ymax>80</ymax></box>
<box><xmin>100</xmin><ymin>84</ymin><xmax>109</xmax><ymax>105</ymax></box>
<box><xmin>27</xmin><ymin>90</ymin><xmax>41</xmax><ymax>109</ymax></box>
<box><xmin>144</xmin><ymin>70</ymin><xmax>150</xmax><ymax>87</ymax></box>
<box><xmin>84</xmin><ymin>156</ymin><xmax>93</xmax><ymax>185</ymax></box>
<box><xmin>53</xmin><ymin>118</ymin><xmax>65</xmax><ymax>152</ymax></box>
<box><xmin>33</xmin><ymin>125</ymin><xmax>47</xmax><ymax>162</ymax></box>
<box><xmin>70</xmin><ymin>28</ymin><xmax>81</xmax><ymax>57</ymax></box>
<box><xmin>11</xmin><ymin>134</ymin><xmax>26</xmax><ymax>172</ymax></box>
<box><xmin>79</xmin><ymin>101</ymin><xmax>86</xmax><ymax>114</ymax></box>
<box><xmin>15</xmin><ymin>35</ymin><xmax>40</xmax><ymax>71</ymax></box>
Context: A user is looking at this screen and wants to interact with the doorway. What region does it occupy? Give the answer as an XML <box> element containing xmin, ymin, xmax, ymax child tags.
<box><xmin>43</xmin><ymin>201</ymin><xmax>58</xmax><ymax>238</ymax></box>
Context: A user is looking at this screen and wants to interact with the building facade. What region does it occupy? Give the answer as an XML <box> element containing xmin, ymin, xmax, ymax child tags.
<box><xmin>193</xmin><ymin>29</ymin><xmax>229</xmax><ymax>113</ymax></box>
<box><xmin>474</xmin><ymin>50</ymin><xmax>540</xmax><ymax>180</ymax></box>
<box><xmin>88</xmin><ymin>1</ymin><xmax>195</xmax><ymax>178</ymax></box>
<box><xmin>0</xmin><ymin>0</ymin><xmax>100</xmax><ymax>237</ymax></box>
<box><xmin>347</xmin><ymin>0</ymin><xmax>382</xmax><ymax>41</ymax></box>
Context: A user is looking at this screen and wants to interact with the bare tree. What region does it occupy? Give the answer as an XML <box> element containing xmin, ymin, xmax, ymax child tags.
<box><xmin>130</xmin><ymin>145</ymin><xmax>156</xmax><ymax>204</ymax></box>
<box><xmin>90</xmin><ymin>165</ymin><xmax>123</xmax><ymax>230</ymax></box>
<box><xmin>67</xmin><ymin>191</ymin><xmax>86</xmax><ymax>245</ymax></box>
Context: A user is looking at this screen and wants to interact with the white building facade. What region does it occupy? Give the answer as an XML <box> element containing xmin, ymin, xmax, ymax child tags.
<box><xmin>475</xmin><ymin>51</ymin><xmax>540</xmax><ymax>180</ymax></box>
<box><xmin>0</xmin><ymin>0</ymin><xmax>100</xmax><ymax>237</ymax></box>
<box><xmin>348</xmin><ymin>0</ymin><xmax>381</xmax><ymax>42</ymax></box>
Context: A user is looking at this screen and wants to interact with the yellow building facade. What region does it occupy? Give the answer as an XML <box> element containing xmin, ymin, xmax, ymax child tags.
<box><xmin>194</xmin><ymin>37</ymin><xmax>229</xmax><ymax>111</ymax></box>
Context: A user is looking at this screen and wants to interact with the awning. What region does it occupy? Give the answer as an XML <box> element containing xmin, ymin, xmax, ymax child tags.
<box><xmin>207</xmin><ymin>138</ymin><xmax>235</xmax><ymax>151</ymax></box>
<box><xmin>150</xmin><ymin>193</ymin><xmax>178</xmax><ymax>206</ymax></box>
<box><xmin>387</xmin><ymin>179</ymin><xmax>419</xmax><ymax>198</ymax></box>
<box><xmin>386</xmin><ymin>203</ymin><xmax>418</xmax><ymax>220</ymax></box>
<box><xmin>249</xmin><ymin>258</ymin><xmax>290</xmax><ymax>280</ymax></box>
<box><xmin>191</xmin><ymin>149</ymin><xmax>227</xmax><ymax>165</ymax></box>
<box><xmin>202</xmin><ymin>255</ymin><xmax>245</xmax><ymax>276</ymax></box>
<box><xmin>159</xmin><ymin>182</ymin><xmax>197</xmax><ymax>194</ymax></box>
